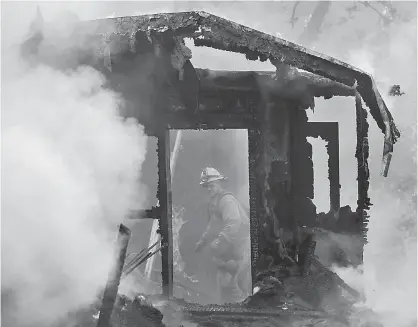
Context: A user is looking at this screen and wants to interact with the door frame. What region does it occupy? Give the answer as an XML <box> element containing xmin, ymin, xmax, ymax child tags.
<box><xmin>154</xmin><ymin>113</ymin><xmax>260</xmax><ymax>298</ymax></box>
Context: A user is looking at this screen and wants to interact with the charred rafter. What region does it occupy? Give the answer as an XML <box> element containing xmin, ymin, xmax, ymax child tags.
<box><xmin>196</xmin><ymin>69</ymin><xmax>355</xmax><ymax>111</ymax></box>
<box><xmin>24</xmin><ymin>11</ymin><xmax>399</xmax><ymax>174</ymax></box>
<box><xmin>71</xmin><ymin>11</ymin><xmax>400</xmax><ymax>174</ymax></box>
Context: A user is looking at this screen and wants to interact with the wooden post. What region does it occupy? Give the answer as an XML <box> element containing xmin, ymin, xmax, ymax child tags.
<box><xmin>144</xmin><ymin>130</ymin><xmax>182</xmax><ymax>280</ymax></box>
<box><xmin>97</xmin><ymin>224</ymin><xmax>131</xmax><ymax>327</ymax></box>
<box><xmin>355</xmin><ymin>92</ymin><xmax>370</xmax><ymax>260</ymax></box>
<box><xmin>157</xmin><ymin>129</ymin><xmax>174</xmax><ymax>298</ymax></box>
<box><xmin>248</xmin><ymin>127</ymin><xmax>260</xmax><ymax>289</ymax></box>
<box><xmin>288</xmin><ymin>106</ymin><xmax>300</xmax><ymax>245</ymax></box>
<box><xmin>326</xmin><ymin>123</ymin><xmax>340</xmax><ymax>212</ymax></box>
<box><xmin>247</xmin><ymin>94</ymin><xmax>264</xmax><ymax>291</ymax></box>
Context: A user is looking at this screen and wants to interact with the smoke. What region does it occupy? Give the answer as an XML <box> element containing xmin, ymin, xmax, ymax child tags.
<box><xmin>320</xmin><ymin>11</ymin><xmax>418</xmax><ymax>327</ymax></box>
<box><xmin>1</xmin><ymin>4</ymin><xmax>148</xmax><ymax>327</ymax></box>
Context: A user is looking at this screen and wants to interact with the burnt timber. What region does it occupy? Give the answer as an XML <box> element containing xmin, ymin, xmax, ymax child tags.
<box><xmin>73</xmin><ymin>11</ymin><xmax>399</xmax><ymax>164</ymax></box>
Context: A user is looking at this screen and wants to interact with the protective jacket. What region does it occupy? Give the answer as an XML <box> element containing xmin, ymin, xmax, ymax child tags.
<box><xmin>198</xmin><ymin>191</ymin><xmax>251</xmax><ymax>303</ymax></box>
<box><xmin>200</xmin><ymin>191</ymin><xmax>249</xmax><ymax>253</ymax></box>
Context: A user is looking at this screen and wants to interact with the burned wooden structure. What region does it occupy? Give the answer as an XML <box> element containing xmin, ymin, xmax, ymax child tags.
<box><xmin>22</xmin><ymin>10</ymin><xmax>399</xmax><ymax>322</ymax></box>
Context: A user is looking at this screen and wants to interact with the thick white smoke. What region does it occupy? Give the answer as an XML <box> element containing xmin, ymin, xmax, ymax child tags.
<box><xmin>2</xmin><ymin>3</ymin><xmax>415</xmax><ymax>327</ymax></box>
<box><xmin>1</xmin><ymin>6</ymin><xmax>148</xmax><ymax>327</ymax></box>
<box><xmin>326</xmin><ymin>13</ymin><xmax>418</xmax><ymax>327</ymax></box>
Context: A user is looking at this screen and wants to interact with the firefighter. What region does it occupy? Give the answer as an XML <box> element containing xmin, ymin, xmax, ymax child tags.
<box><xmin>194</xmin><ymin>167</ymin><xmax>251</xmax><ymax>304</ymax></box>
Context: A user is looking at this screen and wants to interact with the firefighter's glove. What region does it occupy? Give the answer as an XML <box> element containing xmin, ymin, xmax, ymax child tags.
<box><xmin>195</xmin><ymin>240</ymin><xmax>205</xmax><ymax>253</ymax></box>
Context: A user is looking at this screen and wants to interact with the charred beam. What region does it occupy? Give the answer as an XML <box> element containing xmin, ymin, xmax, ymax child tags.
<box><xmin>288</xmin><ymin>107</ymin><xmax>300</xmax><ymax>234</ymax></box>
<box><xmin>248</xmin><ymin>126</ymin><xmax>262</xmax><ymax>287</ymax></box>
<box><xmin>97</xmin><ymin>224</ymin><xmax>131</xmax><ymax>327</ymax></box>
<box><xmin>157</xmin><ymin>129</ymin><xmax>174</xmax><ymax>298</ymax></box>
<box><xmin>193</xmin><ymin>12</ymin><xmax>399</xmax><ymax>147</ymax></box>
<box><xmin>326</xmin><ymin>124</ymin><xmax>340</xmax><ymax>212</ymax></box>
<box><xmin>164</xmin><ymin>112</ymin><xmax>255</xmax><ymax>130</ymax></box>
<box><xmin>196</xmin><ymin>69</ymin><xmax>355</xmax><ymax>109</ymax></box>
<box><xmin>355</xmin><ymin>93</ymin><xmax>371</xmax><ymax>258</ymax></box>
<box><xmin>37</xmin><ymin>11</ymin><xmax>401</xmax><ymax>169</ymax></box>
<box><xmin>290</xmin><ymin>109</ymin><xmax>313</xmax><ymax>200</ymax></box>
<box><xmin>128</xmin><ymin>206</ymin><xmax>161</xmax><ymax>219</ymax></box>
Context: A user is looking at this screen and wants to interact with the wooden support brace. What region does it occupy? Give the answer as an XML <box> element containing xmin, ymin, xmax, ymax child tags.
<box><xmin>157</xmin><ymin>129</ymin><xmax>174</xmax><ymax>298</ymax></box>
<box><xmin>355</xmin><ymin>92</ymin><xmax>370</xmax><ymax>257</ymax></box>
<box><xmin>326</xmin><ymin>123</ymin><xmax>340</xmax><ymax>212</ymax></box>
<box><xmin>248</xmin><ymin>128</ymin><xmax>261</xmax><ymax>288</ymax></box>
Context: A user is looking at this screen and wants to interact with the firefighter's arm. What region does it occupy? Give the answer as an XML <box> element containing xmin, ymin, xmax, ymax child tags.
<box><xmin>199</xmin><ymin>218</ymin><xmax>213</xmax><ymax>243</ymax></box>
<box><xmin>195</xmin><ymin>217</ymin><xmax>215</xmax><ymax>252</ymax></box>
<box><xmin>215</xmin><ymin>196</ymin><xmax>242</xmax><ymax>245</ymax></box>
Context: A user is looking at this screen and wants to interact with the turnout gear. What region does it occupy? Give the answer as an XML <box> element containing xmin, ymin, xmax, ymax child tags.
<box><xmin>199</xmin><ymin>167</ymin><xmax>226</xmax><ymax>185</ymax></box>
<box><xmin>200</xmin><ymin>190</ymin><xmax>249</xmax><ymax>249</ymax></box>
<box><xmin>196</xmin><ymin>188</ymin><xmax>251</xmax><ymax>304</ymax></box>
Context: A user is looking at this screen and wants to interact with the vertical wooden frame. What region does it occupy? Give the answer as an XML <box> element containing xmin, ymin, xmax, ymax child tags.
<box><xmin>326</xmin><ymin>123</ymin><xmax>340</xmax><ymax>212</ymax></box>
<box><xmin>248</xmin><ymin>128</ymin><xmax>260</xmax><ymax>287</ymax></box>
<box><xmin>355</xmin><ymin>93</ymin><xmax>370</xmax><ymax>260</ymax></box>
<box><xmin>157</xmin><ymin>129</ymin><xmax>174</xmax><ymax>298</ymax></box>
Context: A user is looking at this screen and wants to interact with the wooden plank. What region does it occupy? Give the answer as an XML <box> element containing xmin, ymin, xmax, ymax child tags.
<box><xmin>196</xmin><ymin>69</ymin><xmax>354</xmax><ymax>99</ymax></box>
<box><xmin>248</xmin><ymin>127</ymin><xmax>262</xmax><ymax>288</ymax></box>
<box><xmin>97</xmin><ymin>224</ymin><xmax>131</xmax><ymax>327</ymax></box>
<box><xmin>164</xmin><ymin>113</ymin><xmax>255</xmax><ymax>130</ymax></box>
<box><xmin>355</xmin><ymin>93</ymin><xmax>371</xmax><ymax>259</ymax></box>
<box><xmin>127</xmin><ymin>206</ymin><xmax>161</xmax><ymax>220</ymax></box>
<box><xmin>327</xmin><ymin>123</ymin><xmax>340</xmax><ymax>211</ymax></box>
<box><xmin>157</xmin><ymin>129</ymin><xmax>174</xmax><ymax>298</ymax></box>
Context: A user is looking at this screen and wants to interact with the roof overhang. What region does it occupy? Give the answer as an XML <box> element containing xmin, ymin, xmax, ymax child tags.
<box><xmin>24</xmin><ymin>10</ymin><xmax>400</xmax><ymax>176</ymax></box>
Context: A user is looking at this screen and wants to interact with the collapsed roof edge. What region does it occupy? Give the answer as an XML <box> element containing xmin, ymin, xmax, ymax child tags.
<box><xmin>77</xmin><ymin>11</ymin><xmax>400</xmax><ymax>175</ymax></box>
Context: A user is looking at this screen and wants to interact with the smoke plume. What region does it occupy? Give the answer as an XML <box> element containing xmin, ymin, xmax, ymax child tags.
<box><xmin>317</xmin><ymin>9</ymin><xmax>417</xmax><ymax>327</ymax></box>
<box><xmin>1</xmin><ymin>4</ymin><xmax>148</xmax><ymax>327</ymax></box>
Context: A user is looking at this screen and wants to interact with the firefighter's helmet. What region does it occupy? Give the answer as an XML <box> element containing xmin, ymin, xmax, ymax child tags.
<box><xmin>200</xmin><ymin>167</ymin><xmax>226</xmax><ymax>185</ymax></box>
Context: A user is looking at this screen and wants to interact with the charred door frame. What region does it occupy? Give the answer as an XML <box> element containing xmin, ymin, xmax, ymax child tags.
<box><xmin>305</xmin><ymin>122</ymin><xmax>340</xmax><ymax>212</ymax></box>
<box><xmin>155</xmin><ymin>110</ymin><xmax>260</xmax><ymax>298</ymax></box>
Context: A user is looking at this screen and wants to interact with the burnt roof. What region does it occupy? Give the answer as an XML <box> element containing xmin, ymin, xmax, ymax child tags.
<box><xmin>78</xmin><ymin>11</ymin><xmax>399</xmax><ymax>156</ymax></box>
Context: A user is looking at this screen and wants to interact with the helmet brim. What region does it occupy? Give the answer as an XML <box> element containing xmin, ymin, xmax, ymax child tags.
<box><xmin>200</xmin><ymin>176</ymin><xmax>227</xmax><ymax>185</ymax></box>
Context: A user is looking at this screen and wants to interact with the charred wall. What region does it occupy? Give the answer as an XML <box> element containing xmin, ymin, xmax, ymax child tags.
<box><xmin>255</xmin><ymin>99</ymin><xmax>323</xmax><ymax>274</ymax></box>
<box><xmin>257</xmin><ymin>99</ymin><xmax>292</xmax><ymax>258</ymax></box>
<box><xmin>289</xmin><ymin>107</ymin><xmax>318</xmax><ymax>229</ymax></box>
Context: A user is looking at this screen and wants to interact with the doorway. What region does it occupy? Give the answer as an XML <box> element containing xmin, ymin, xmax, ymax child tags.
<box><xmin>169</xmin><ymin>129</ymin><xmax>251</xmax><ymax>305</ymax></box>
